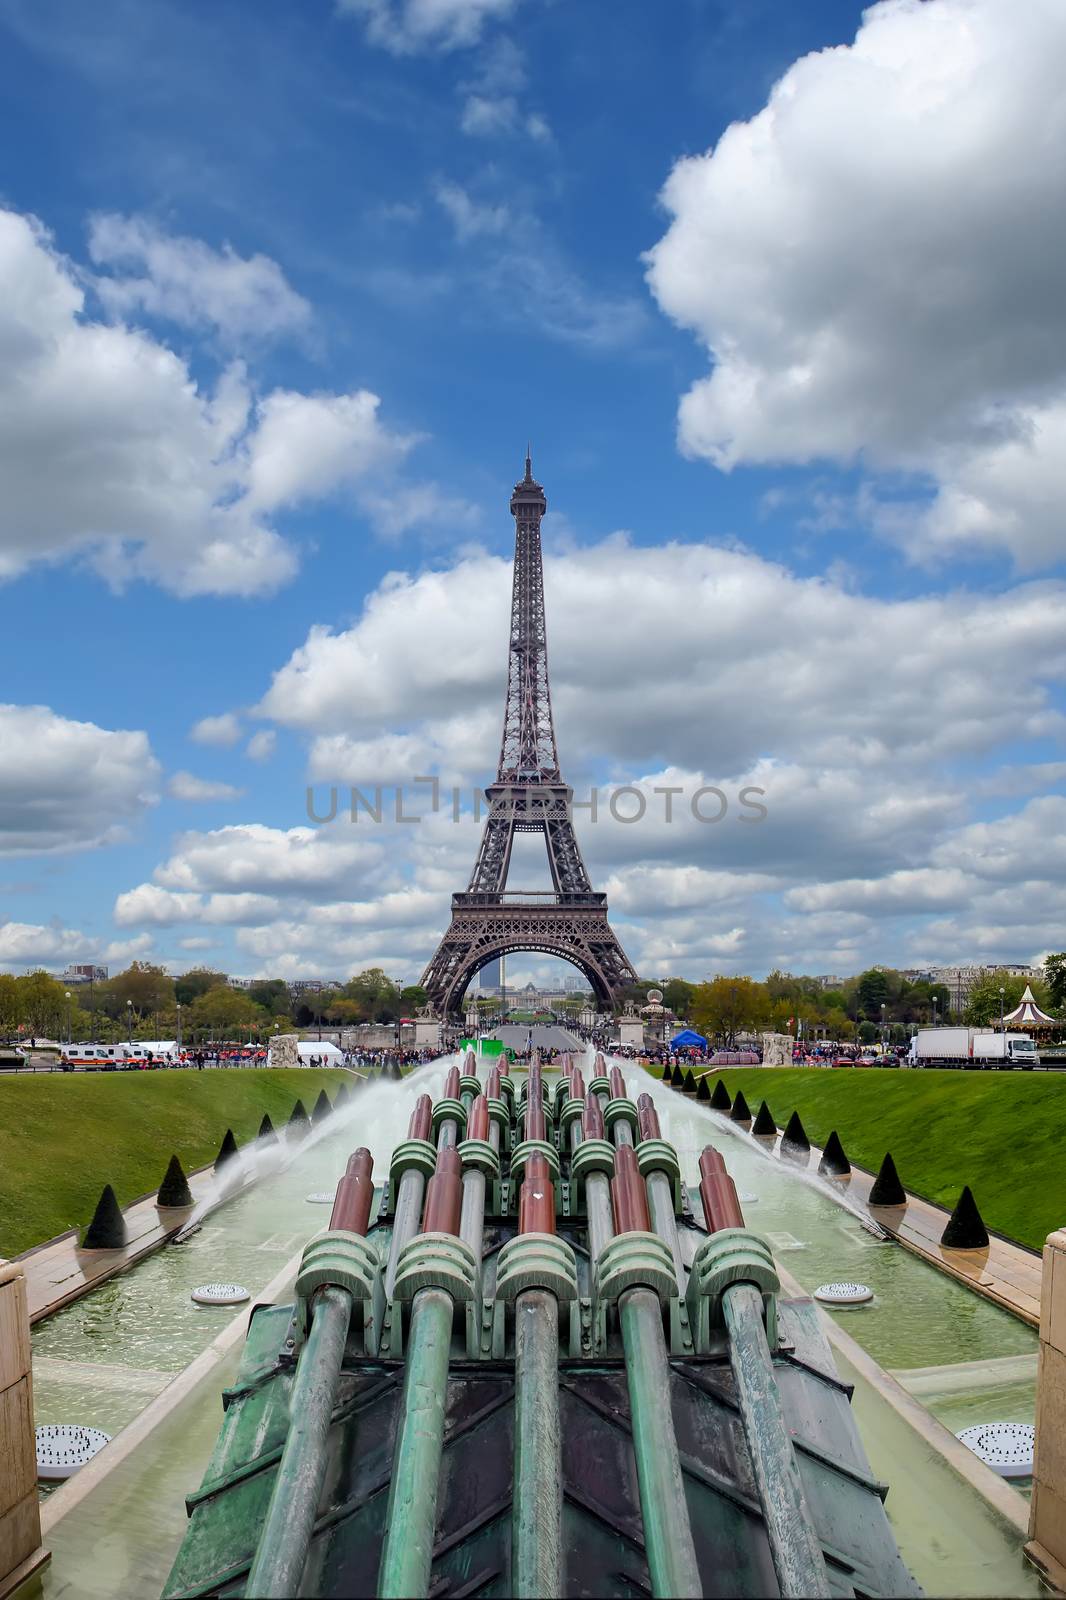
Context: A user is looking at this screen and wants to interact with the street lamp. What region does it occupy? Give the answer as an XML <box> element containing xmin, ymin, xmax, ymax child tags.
<box><xmin>932</xmin><ymin>996</ymin><xmax>938</xmax><ymax>1032</ymax></box>
<box><xmin>1000</xmin><ymin>985</ymin><xmax>1006</xmax><ymax>1041</ymax></box>
<box><xmin>126</xmin><ymin>998</ymin><xmax>133</xmax><ymax>1047</ymax></box>
<box><xmin>176</xmin><ymin>1002</ymin><xmax>183</xmax><ymax>1053</ymax></box>
<box><xmin>880</xmin><ymin>1002</ymin><xmax>886</xmax><ymax>1052</ymax></box>
<box><xmin>64</xmin><ymin>991</ymin><xmax>71</xmax><ymax>1046</ymax></box>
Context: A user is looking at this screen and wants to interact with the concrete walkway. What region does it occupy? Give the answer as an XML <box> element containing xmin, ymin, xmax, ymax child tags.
<box><xmin>17</xmin><ymin>1169</ymin><xmax>215</xmax><ymax>1325</ymax></box>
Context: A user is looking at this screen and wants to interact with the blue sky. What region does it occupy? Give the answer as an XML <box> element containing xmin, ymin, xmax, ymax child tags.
<box><xmin>1</xmin><ymin>0</ymin><xmax>1065</xmax><ymax>988</ymax></box>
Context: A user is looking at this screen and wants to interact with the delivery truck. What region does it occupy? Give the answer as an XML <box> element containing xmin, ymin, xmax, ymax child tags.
<box><xmin>907</xmin><ymin>1027</ymin><xmax>1039</xmax><ymax>1068</ymax></box>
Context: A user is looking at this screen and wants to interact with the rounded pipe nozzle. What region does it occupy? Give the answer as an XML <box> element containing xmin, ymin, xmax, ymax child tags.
<box><xmin>467</xmin><ymin>1093</ymin><xmax>489</xmax><ymax>1144</ymax></box>
<box><xmin>609</xmin><ymin>1065</ymin><xmax>627</xmax><ymax>1100</ymax></box>
<box><xmin>422</xmin><ymin>1146</ymin><xmax>463</xmax><ymax>1236</ymax></box>
<box><xmin>518</xmin><ymin>1152</ymin><xmax>556</xmax><ymax>1235</ymax></box>
<box><xmin>408</xmin><ymin>1094</ymin><xmax>433</xmax><ymax>1142</ymax></box>
<box><xmin>570</xmin><ymin>1067</ymin><xmax>585</xmax><ymax>1099</ymax></box>
<box><xmin>329</xmin><ymin>1148</ymin><xmax>375</xmax><ymax>1235</ymax></box>
<box><xmin>463</xmin><ymin>1050</ymin><xmax>477</xmax><ymax>1077</ymax></box>
<box><xmin>486</xmin><ymin>1067</ymin><xmax>502</xmax><ymax>1099</ymax></box>
<box><xmin>444</xmin><ymin>1065</ymin><xmax>461</xmax><ymax>1100</ymax></box>
<box><xmin>611</xmin><ymin>1145</ymin><xmax>651</xmax><ymax>1234</ymax></box>
<box><xmin>699</xmin><ymin>1145</ymin><xmax>745</xmax><ymax>1231</ymax></box>
<box><xmin>636</xmin><ymin>1094</ymin><xmax>661</xmax><ymax>1142</ymax></box>
<box><xmin>582</xmin><ymin>1096</ymin><xmax>605</xmax><ymax>1141</ymax></box>
<box><xmin>593</xmin><ymin>1051</ymin><xmax>607</xmax><ymax>1075</ymax></box>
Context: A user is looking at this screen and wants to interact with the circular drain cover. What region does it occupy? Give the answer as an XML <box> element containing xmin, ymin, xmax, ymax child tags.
<box><xmin>36</xmin><ymin>1424</ymin><xmax>110</xmax><ymax>1480</ymax></box>
<box><xmin>814</xmin><ymin>1281</ymin><xmax>874</xmax><ymax>1305</ymax></box>
<box><xmin>306</xmin><ymin>1191</ymin><xmax>336</xmax><ymax>1204</ymax></box>
<box><xmin>957</xmin><ymin>1422</ymin><xmax>1035</xmax><ymax>1478</ymax></box>
<box><xmin>191</xmin><ymin>1282</ymin><xmax>250</xmax><ymax>1306</ymax></box>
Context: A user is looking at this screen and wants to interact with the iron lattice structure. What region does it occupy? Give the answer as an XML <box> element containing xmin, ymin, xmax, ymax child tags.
<box><xmin>421</xmin><ymin>456</ymin><xmax>637</xmax><ymax>1017</ymax></box>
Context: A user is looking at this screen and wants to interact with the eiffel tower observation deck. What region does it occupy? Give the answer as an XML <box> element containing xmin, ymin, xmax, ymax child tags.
<box><xmin>421</xmin><ymin>455</ymin><xmax>637</xmax><ymax>1017</ymax></box>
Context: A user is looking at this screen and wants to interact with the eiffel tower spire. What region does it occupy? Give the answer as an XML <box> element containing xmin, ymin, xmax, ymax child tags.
<box><xmin>421</xmin><ymin>457</ymin><xmax>637</xmax><ymax>1018</ymax></box>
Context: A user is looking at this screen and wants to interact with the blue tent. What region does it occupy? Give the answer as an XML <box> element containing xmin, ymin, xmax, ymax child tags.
<box><xmin>670</xmin><ymin>1028</ymin><xmax>707</xmax><ymax>1049</ymax></box>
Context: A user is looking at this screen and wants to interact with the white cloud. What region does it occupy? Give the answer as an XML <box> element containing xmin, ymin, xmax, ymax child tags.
<box><xmin>645</xmin><ymin>0</ymin><xmax>1066</xmax><ymax>568</ymax></box>
<box><xmin>434</xmin><ymin>182</ymin><xmax>510</xmax><ymax>240</ymax></box>
<box><xmin>0</xmin><ymin>921</ymin><xmax>91</xmax><ymax>970</ymax></box>
<box><xmin>190</xmin><ymin>712</ymin><xmax>243</xmax><ymax>748</ymax></box>
<box><xmin>89</xmin><ymin>214</ymin><xmax>311</xmax><ymax>345</ymax></box>
<box><xmin>259</xmin><ymin>538</ymin><xmax>1066</xmax><ymax>781</ymax></box>
<box><xmin>245</xmin><ymin>730</ymin><xmax>276</xmax><ymax>762</ymax></box>
<box><xmin>338</xmin><ymin>0</ymin><xmax>524</xmax><ymax>54</ymax></box>
<box><xmin>243</xmin><ymin>390</ymin><xmax>416</xmax><ymax>512</ymax></box>
<box><xmin>149</xmin><ymin>822</ymin><xmax>387</xmax><ymax>897</ymax></box>
<box><xmin>0</xmin><ymin>206</ymin><xmax>446</xmax><ymax>596</ymax></box>
<box><xmin>0</xmin><ymin>703</ymin><xmax>159</xmax><ymax>857</ymax></box>
<box><xmin>168</xmin><ymin>771</ymin><xmax>244</xmax><ymax>802</ymax></box>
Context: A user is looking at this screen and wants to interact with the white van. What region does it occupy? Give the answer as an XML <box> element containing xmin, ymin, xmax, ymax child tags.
<box><xmin>61</xmin><ymin>1044</ymin><xmax>127</xmax><ymax>1070</ymax></box>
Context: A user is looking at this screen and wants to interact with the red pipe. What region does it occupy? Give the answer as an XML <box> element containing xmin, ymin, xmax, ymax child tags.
<box><xmin>609</xmin><ymin>1065</ymin><xmax>627</xmax><ymax>1100</ymax></box>
<box><xmin>698</xmin><ymin>1146</ymin><xmax>745</xmax><ymax>1231</ymax></box>
<box><xmin>570</xmin><ymin>1066</ymin><xmax>585</xmax><ymax>1099</ymax></box>
<box><xmin>593</xmin><ymin>1051</ymin><xmax>607</xmax><ymax>1076</ymax></box>
<box><xmin>467</xmin><ymin>1094</ymin><xmax>489</xmax><ymax>1143</ymax></box>
<box><xmin>408</xmin><ymin>1094</ymin><xmax>433</xmax><ymax>1142</ymax></box>
<box><xmin>525</xmin><ymin>1094</ymin><xmax>546</xmax><ymax>1144</ymax></box>
<box><xmin>636</xmin><ymin>1093</ymin><xmax>661</xmax><ymax>1142</ymax></box>
<box><xmin>422</xmin><ymin>1146</ymin><xmax>462</xmax><ymax>1235</ymax></box>
<box><xmin>582</xmin><ymin>1095</ymin><xmax>605</xmax><ymax>1141</ymax></box>
<box><xmin>559</xmin><ymin>1052</ymin><xmax>573</xmax><ymax>1076</ymax></box>
<box><xmin>611</xmin><ymin>1145</ymin><xmax>651</xmax><ymax>1234</ymax></box>
<box><xmin>329</xmin><ymin>1148</ymin><xmax>374</xmax><ymax>1235</ymax></box>
<box><xmin>518</xmin><ymin>1152</ymin><xmax>555</xmax><ymax>1235</ymax></box>
<box><xmin>463</xmin><ymin>1050</ymin><xmax>477</xmax><ymax>1077</ymax></box>
<box><xmin>444</xmin><ymin>1064</ymin><xmax>461</xmax><ymax>1100</ymax></box>
<box><xmin>486</xmin><ymin>1067</ymin><xmax>502</xmax><ymax>1099</ymax></box>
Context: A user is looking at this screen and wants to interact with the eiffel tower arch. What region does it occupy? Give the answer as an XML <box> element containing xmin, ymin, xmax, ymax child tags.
<box><xmin>421</xmin><ymin>455</ymin><xmax>638</xmax><ymax>1018</ymax></box>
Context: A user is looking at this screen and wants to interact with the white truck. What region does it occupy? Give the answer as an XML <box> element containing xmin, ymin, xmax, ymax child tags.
<box><xmin>907</xmin><ymin>1027</ymin><xmax>1039</xmax><ymax>1068</ymax></box>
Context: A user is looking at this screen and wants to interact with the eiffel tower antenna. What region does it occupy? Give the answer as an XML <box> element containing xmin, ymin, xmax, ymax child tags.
<box><xmin>421</xmin><ymin>456</ymin><xmax>637</xmax><ymax>1017</ymax></box>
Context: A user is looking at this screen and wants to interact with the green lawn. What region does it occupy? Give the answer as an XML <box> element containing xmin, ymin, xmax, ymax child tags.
<box><xmin>0</xmin><ymin>1067</ymin><xmax>353</xmax><ymax>1257</ymax></box>
<box><xmin>667</xmin><ymin>1067</ymin><xmax>1066</xmax><ymax>1252</ymax></box>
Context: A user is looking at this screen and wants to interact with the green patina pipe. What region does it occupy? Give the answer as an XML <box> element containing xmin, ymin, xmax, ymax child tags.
<box><xmin>512</xmin><ymin>1289</ymin><xmax>562</xmax><ymax>1598</ymax></box>
<box><xmin>619</xmin><ymin>1287</ymin><xmax>702</xmax><ymax>1600</ymax></box>
<box><xmin>245</xmin><ymin>1286</ymin><xmax>351</xmax><ymax>1598</ymax></box>
<box><xmin>377</xmin><ymin>1287</ymin><xmax>454</xmax><ymax>1598</ymax></box>
<box><xmin>723</xmin><ymin>1282</ymin><xmax>832</xmax><ymax>1598</ymax></box>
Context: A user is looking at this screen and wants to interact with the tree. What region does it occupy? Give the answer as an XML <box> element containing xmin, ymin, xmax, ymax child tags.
<box><xmin>663</xmin><ymin>978</ymin><xmax>695</xmax><ymax>1019</ymax></box>
<box><xmin>399</xmin><ymin>985</ymin><xmax>428</xmax><ymax>1012</ymax></box>
<box><xmin>343</xmin><ymin>969</ymin><xmax>401</xmax><ymax>1021</ymax></box>
<box><xmin>325</xmin><ymin>998</ymin><xmax>363</xmax><ymax>1025</ymax></box>
<box><xmin>856</xmin><ymin>969</ymin><xmax>890</xmax><ymax>1019</ymax></box>
<box><xmin>98</xmin><ymin>962</ymin><xmax>175</xmax><ymax>1021</ymax></box>
<box><xmin>189</xmin><ymin>985</ymin><xmax>262</xmax><ymax>1035</ymax></box>
<box><xmin>1044</xmin><ymin>954</ymin><xmax>1066</xmax><ymax>1012</ymax></box>
<box><xmin>691</xmin><ymin>977</ymin><xmax>767</xmax><ymax>1044</ymax></box>
<box><xmin>246</xmin><ymin>979</ymin><xmax>290</xmax><ymax>1015</ymax></box>
<box><xmin>13</xmin><ymin>971</ymin><xmax>67</xmax><ymax>1037</ymax></box>
<box><xmin>173</xmin><ymin>968</ymin><xmax>228</xmax><ymax>1006</ymax></box>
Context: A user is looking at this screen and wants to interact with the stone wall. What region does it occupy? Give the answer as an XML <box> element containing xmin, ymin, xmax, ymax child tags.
<box><xmin>0</xmin><ymin>1261</ymin><xmax>47</xmax><ymax>1596</ymax></box>
<box><xmin>1027</xmin><ymin>1227</ymin><xmax>1066</xmax><ymax>1591</ymax></box>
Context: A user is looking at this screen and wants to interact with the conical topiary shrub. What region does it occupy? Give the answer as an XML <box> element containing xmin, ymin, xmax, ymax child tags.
<box><xmin>662</xmin><ymin>1061</ymin><xmax>672</xmax><ymax>1082</ymax></box>
<box><xmin>671</xmin><ymin>1063</ymin><xmax>684</xmax><ymax>1088</ymax></box>
<box><xmin>683</xmin><ymin>1068</ymin><xmax>697</xmax><ymax>1094</ymax></box>
<box><xmin>83</xmin><ymin>1184</ymin><xmax>127</xmax><ymax>1249</ymax></box>
<box><xmin>752</xmin><ymin>1100</ymin><xmax>777</xmax><ymax>1137</ymax></box>
<box><xmin>869</xmin><ymin>1151</ymin><xmax>906</xmax><ymax>1206</ymax></box>
<box><xmin>157</xmin><ymin>1154</ymin><xmax>193</xmax><ymax>1208</ymax></box>
<box><xmin>311</xmin><ymin>1089</ymin><xmax>332</xmax><ymax>1124</ymax></box>
<box><xmin>780</xmin><ymin>1110</ymin><xmax>810</xmax><ymax>1160</ymax></box>
<box><xmin>730</xmin><ymin>1089</ymin><xmax>752</xmax><ymax>1123</ymax></box>
<box><xmin>258</xmin><ymin>1113</ymin><xmax>277</xmax><ymax>1145</ymax></box>
<box><xmin>214</xmin><ymin>1128</ymin><xmax>239</xmax><ymax>1172</ymax></box>
<box><xmin>697</xmin><ymin>1074</ymin><xmax>711</xmax><ymax>1101</ymax></box>
<box><xmin>818</xmin><ymin>1129</ymin><xmax>850</xmax><ymax>1178</ymax></box>
<box><xmin>288</xmin><ymin>1098</ymin><xmax>310</xmax><ymax>1138</ymax></box>
<box><xmin>941</xmin><ymin>1185</ymin><xmax>989</xmax><ymax>1249</ymax></box>
<box><xmin>334</xmin><ymin>1082</ymin><xmax>350</xmax><ymax>1106</ymax></box>
<box><xmin>710</xmin><ymin>1078</ymin><xmax>731</xmax><ymax>1112</ymax></box>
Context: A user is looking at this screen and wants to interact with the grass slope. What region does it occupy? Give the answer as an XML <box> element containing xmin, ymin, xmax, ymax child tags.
<box><xmin>687</xmin><ymin>1068</ymin><xmax>1066</xmax><ymax>1252</ymax></box>
<box><xmin>0</xmin><ymin>1067</ymin><xmax>352</xmax><ymax>1257</ymax></box>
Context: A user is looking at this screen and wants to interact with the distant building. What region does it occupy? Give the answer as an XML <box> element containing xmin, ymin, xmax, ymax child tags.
<box><xmin>60</xmin><ymin>964</ymin><xmax>107</xmax><ymax>985</ymax></box>
<box><xmin>479</xmin><ymin>958</ymin><xmax>502</xmax><ymax>988</ymax></box>
<box><xmin>288</xmin><ymin>978</ymin><xmax>341</xmax><ymax>995</ymax></box>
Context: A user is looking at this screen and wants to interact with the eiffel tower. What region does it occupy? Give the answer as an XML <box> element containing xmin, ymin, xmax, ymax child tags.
<box><xmin>421</xmin><ymin>454</ymin><xmax>638</xmax><ymax>1017</ymax></box>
